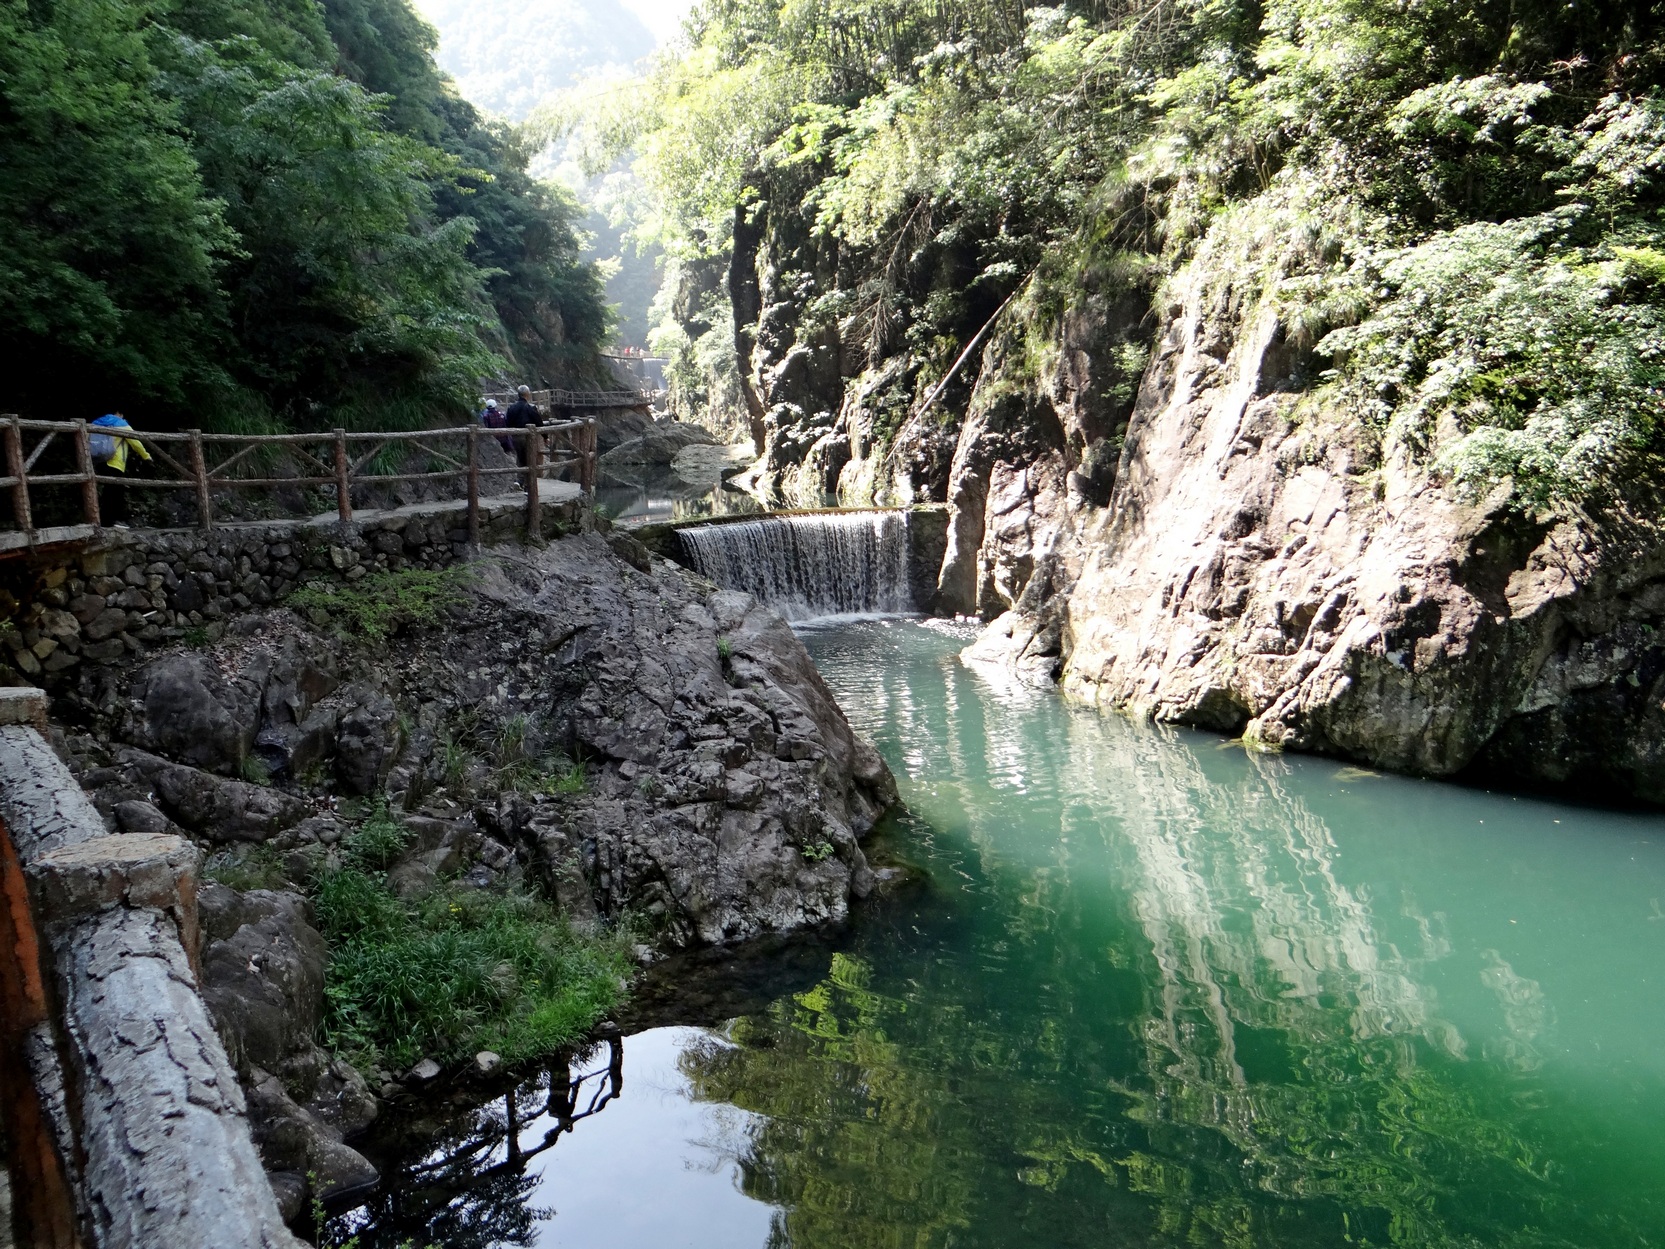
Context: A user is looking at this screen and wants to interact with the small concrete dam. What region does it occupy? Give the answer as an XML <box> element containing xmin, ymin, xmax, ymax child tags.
<box><xmin>659</xmin><ymin>508</ymin><xmax>948</xmax><ymax>621</ymax></box>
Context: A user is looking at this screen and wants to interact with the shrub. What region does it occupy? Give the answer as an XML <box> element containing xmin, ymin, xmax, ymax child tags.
<box><xmin>343</xmin><ymin>803</ymin><xmax>410</xmax><ymax>871</ymax></box>
<box><xmin>287</xmin><ymin>565</ymin><xmax>477</xmax><ymax>643</ymax></box>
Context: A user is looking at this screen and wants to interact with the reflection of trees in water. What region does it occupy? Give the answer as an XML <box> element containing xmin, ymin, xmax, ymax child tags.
<box><xmin>330</xmin><ymin>1038</ymin><xmax>623</xmax><ymax>1249</ymax></box>
<box><xmin>1068</xmin><ymin>726</ymin><xmax>1555</xmax><ymax>1246</ymax></box>
<box><xmin>674</xmin><ymin>680</ymin><xmax>1596</xmax><ymax>1249</ymax></box>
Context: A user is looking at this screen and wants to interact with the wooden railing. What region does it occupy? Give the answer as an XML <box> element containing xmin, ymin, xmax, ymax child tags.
<box><xmin>481</xmin><ymin>387</ymin><xmax>656</xmax><ymax>411</ymax></box>
<box><xmin>0</xmin><ymin>416</ymin><xmax>598</xmax><ymax>548</ymax></box>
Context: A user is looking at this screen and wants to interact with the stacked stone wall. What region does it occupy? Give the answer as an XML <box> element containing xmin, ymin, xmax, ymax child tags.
<box><xmin>0</xmin><ymin>495</ymin><xmax>583</xmax><ymax>689</ymax></box>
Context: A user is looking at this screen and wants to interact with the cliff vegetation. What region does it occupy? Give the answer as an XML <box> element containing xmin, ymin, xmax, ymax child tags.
<box><xmin>602</xmin><ymin>0</ymin><xmax>1663</xmax><ymax>513</ymax></box>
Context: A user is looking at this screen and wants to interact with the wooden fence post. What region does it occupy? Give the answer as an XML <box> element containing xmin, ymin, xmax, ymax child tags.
<box><xmin>3</xmin><ymin>419</ymin><xmax>31</xmax><ymax>543</ymax></box>
<box><xmin>582</xmin><ymin>417</ymin><xmax>598</xmax><ymax>497</ymax></box>
<box><xmin>466</xmin><ymin>425</ymin><xmax>480</xmax><ymax>547</ymax></box>
<box><xmin>74</xmin><ymin>420</ymin><xmax>101</xmax><ymax>531</ymax></box>
<box><xmin>188</xmin><ymin>430</ymin><xmax>212</xmax><ymax>531</ymax></box>
<box><xmin>332</xmin><ymin>429</ymin><xmax>352</xmax><ymax>524</ymax></box>
<box><xmin>525</xmin><ymin>427</ymin><xmax>542</xmax><ymax>539</ymax></box>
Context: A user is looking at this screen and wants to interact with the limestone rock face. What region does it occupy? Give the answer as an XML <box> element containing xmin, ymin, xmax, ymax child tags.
<box><xmin>977</xmin><ymin>285</ymin><xmax>1665</xmax><ymax>802</ymax></box>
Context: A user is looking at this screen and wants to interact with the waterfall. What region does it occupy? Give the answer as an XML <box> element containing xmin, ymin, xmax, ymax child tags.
<box><xmin>677</xmin><ymin>511</ymin><xmax>915</xmax><ymax>620</ymax></box>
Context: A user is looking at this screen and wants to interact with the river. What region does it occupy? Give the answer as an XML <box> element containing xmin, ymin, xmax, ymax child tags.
<box><xmin>339</xmin><ymin>616</ymin><xmax>1665</xmax><ymax>1248</ymax></box>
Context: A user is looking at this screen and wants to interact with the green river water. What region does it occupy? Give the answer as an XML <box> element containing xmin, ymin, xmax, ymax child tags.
<box><xmin>345</xmin><ymin>617</ymin><xmax>1665</xmax><ymax>1249</ymax></box>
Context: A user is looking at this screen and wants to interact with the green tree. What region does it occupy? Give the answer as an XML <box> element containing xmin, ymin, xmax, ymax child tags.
<box><xmin>0</xmin><ymin>0</ymin><xmax>231</xmax><ymax>417</ymax></box>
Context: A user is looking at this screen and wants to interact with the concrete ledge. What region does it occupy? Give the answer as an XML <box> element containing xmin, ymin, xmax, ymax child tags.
<box><xmin>28</xmin><ymin>833</ymin><xmax>200</xmax><ymax>923</ymax></box>
<box><xmin>0</xmin><ymin>687</ymin><xmax>47</xmax><ymax>734</ymax></box>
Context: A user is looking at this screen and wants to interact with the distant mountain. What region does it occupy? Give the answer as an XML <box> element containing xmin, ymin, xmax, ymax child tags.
<box><xmin>414</xmin><ymin>0</ymin><xmax>653</xmax><ymax>120</ymax></box>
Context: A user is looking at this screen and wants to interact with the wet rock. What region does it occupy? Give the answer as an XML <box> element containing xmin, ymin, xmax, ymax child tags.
<box><xmin>245</xmin><ymin>1069</ymin><xmax>378</xmax><ymax>1203</ymax></box>
<box><xmin>305</xmin><ymin>1057</ymin><xmax>378</xmax><ymax>1141</ymax></box>
<box><xmin>266</xmin><ymin>1171</ymin><xmax>307</xmax><ymax>1225</ymax></box>
<box><xmin>473</xmin><ymin>1051</ymin><xmax>502</xmax><ymax>1077</ymax></box>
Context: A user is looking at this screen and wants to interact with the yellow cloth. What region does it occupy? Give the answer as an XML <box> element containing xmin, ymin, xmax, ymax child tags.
<box><xmin>105</xmin><ymin>435</ymin><xmax>151</xmax><ymax>473</ymax></box>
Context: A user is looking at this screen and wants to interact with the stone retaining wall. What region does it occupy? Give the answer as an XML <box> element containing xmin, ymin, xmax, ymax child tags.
<box><xmin>0</xmin><ymin>492</ymin><xmax>584</xmax><ymax>689</ymax></box>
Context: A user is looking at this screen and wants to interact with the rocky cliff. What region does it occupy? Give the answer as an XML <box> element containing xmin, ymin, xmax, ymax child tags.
<box><xmin>725</xmin><ymin>211</ymin><xmax>1665</xmax><ymax>805</ymax></box>
<box><xmin>968</xmin><ymin>275</ymin><xmax>1665</xmax><ymax>804</ymax></box>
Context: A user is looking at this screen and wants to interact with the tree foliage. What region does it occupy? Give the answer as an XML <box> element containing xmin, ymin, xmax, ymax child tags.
<box><xmin>621</xmin><ymin>0</ymin><xmax>1665</xmax><ymax>507</ymax></box>
<box><xmin>0</xmin><ymin>0</ymin><xmax>610</xmax><ymax>430</ymax></box>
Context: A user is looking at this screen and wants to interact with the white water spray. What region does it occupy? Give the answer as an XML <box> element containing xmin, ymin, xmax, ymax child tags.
<box><xmin>677</xmin><ymin>512</ymin><xmax>914</xmax><ymax>620</ymax></box>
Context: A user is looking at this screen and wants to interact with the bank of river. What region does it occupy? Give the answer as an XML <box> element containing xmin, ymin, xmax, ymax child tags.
<box><xmin>338</xmin><ymin>618</ymin><xmax>1665</xmax><ymax>1248</ymax></box>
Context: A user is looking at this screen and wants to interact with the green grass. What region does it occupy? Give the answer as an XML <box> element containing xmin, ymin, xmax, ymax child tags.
<box><xmin>344</xmin><ymin>803</ymin><xmax>410</xmax><ymax>871</ymax></box>
<box><xmin>287</xmin><ymin>564</ymin><xmax>477</xmax><ymax>643</ymax></box>
<box><xmin>497</xmin><ymin>754</ymin><xmax>588</xmax><ymax>797</ymax></box>
<box><xmin>204</xmin><ymin>844</ymin><xmax>289</xmax><ymax>891</ymax></box>
<box><xmin>313</xmin><ymin>868</ymin><xmax>628</xmax><ymax>1071</ymax></box>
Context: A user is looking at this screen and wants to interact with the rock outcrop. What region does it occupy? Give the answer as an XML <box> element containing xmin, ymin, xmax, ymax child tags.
<box><xmin>36</xmin><ymin>526</ymin><xmax>895</xmax><ymax>1222</ymax></box>
<box><xmin>393</xmin><ymin>536</ymin><xmax>897</xmax><ymax>943</ymax></box>
<box><xmin>965</xmin><ymin>282</ymin><xmax>1665</xmax><ymax>803</ymax></box>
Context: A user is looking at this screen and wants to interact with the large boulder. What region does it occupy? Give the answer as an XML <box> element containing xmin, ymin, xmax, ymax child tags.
<box><xmin>598</xmin><ymin>419</ymin><xmax>717</xmax><ymax>468</ymax></box>
<box><xmin>439</xmin><ymin>540</ymin><xmax>895</xmax><ymax>945</ymax></box>
<box><xmin>130</xmin><ymin>653</ymin><xmax>261</xmax><ymax>773</ymax></box>
<box><xmin>197</xmin><ymin>885</ymin><xmax>326</xmax><ymax>1074</ymax></box>
<box><xmin>334</xmin><ymin>686</ymin><xmax>402</xmax><ymax>796</ymax></box>
<box><xmin>119</xmin><ymin>749</ymin><xmax>308</xmax><ymax>842</ymax></box>
<box><xmin>197</xmin><ymin>884</ymin><xmax>379</xmax><ymax>1210</ymax></box>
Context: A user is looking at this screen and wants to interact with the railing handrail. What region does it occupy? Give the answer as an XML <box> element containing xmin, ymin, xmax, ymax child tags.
<box><xmin>480</xmin><ymin>388</ymin><xmax>655</xmax><ymax>408</ymax></box>
<box><xmin>0</xmin><ymin>414</ymin><xmax>600</xmax><ymax>548</ymax></box>
<box><xmin>0</xmin><ymin>417</ymin><xmax>592</xmax><ymax>440</ymax></box>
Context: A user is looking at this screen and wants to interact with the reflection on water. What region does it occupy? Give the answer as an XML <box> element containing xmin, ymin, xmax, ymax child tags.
<box><xmin>595</xmin><ymin>465</ymin><xmax>763</xmax><ymax>527</ymax></box>
<box><xmin>344</xmin><ymin>618</ymin><xmax>1665</xmax><ymax>1248</ymax></box>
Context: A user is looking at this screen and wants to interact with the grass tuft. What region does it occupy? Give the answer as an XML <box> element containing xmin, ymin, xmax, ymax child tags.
<box><xmin>344</xmin><ymin>803</ymin><xmax>410</xmax><ymax>871</ymax></box>
<box><xmin>205</xmin><ymin>844</ymin><xmax>289</xmax><ymax>891</ymax></box>
<box><xmin>313</xmin><ymin>869</ymin><xmax>627</xmax><ymax>1071</ymax></box>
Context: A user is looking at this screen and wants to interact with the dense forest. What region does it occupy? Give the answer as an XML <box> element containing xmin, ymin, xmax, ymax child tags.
<box><xmin>408</xmin><ymin>0</ymin><xmax>666</xmax><ymax>350</ymax></box>
<box><xmin>604</xmin><ymin>0</ymin><xmax>1664</xmax><ymax>511</ymax></box>
<box><xmin>0</xmin><ymin>0</ymin><xmax>610</xmax><ymax>431</ymax></box>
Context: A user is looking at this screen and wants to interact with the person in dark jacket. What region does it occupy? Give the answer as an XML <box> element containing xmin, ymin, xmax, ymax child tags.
<box><xmin>480</xmin><ymin>398</ymin><xmax>511</xmax><ymax>453</ymax></box>
<box><xmin>505</xmin><ymin>385</ymin><xmax>541</xmax><ymax>470</ymax></box>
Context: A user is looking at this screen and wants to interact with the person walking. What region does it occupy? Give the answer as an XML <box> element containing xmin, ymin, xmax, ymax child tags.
<box><xmin>505</xmin><ymin>385</ymin><xmax>542</xmax><ymax>473</ymax></box>
<box><xmin>480</xmin><ymin>397</ymin><xmax>511</xmax><ymax>453</ymax></box>
<box><xmin>89</xmin><ymin>412</ymin><xmax>151</xmax><ymax>525</ymax></box>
